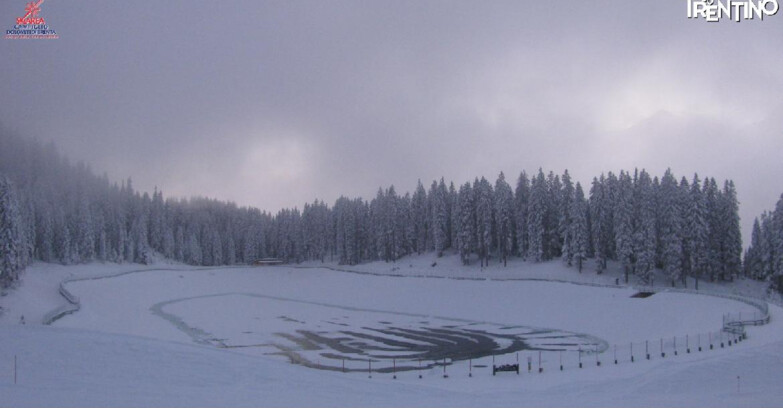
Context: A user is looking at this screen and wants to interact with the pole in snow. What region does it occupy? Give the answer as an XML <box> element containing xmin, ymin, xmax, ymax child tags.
<box><xmin>393</xmin><ymin>358</ymin><xmax>397</xmax><ymax>379</ymax></box>
<box><xmin>559</xmin><ymin>350</ymin><xmax>563</xmax><ymax>371</ymax></box>
<box><xmin>368</xmin><ymin>359</ymin><xmax>372</xmax><ymax>378</ymax></box>
<box><xmin>14</xmin><ymin>355</ymin><xmax>17</xmax><ymax>385</ymax></box>
<box><xmin>469</xmin><ymin>359</ymin><xmax>472</xmax><ymax>377</ymax></box>
<box><xmin>674</xmin><ymin>336</ymin><xmax>678</xmax><ymax>356</ymax></box>
<box><xmin>631</xmin><ymin>342</ymin><xmax>634</xmax><ymax>362</ymax></box>
<box><xmin>538</xmin><ymin>351</ymin><xmax>543</xmax><ymax>373</ymax></box>
<box><xmin>661</xmin><ymin>338</ymin><xmax>665</xmax><ymax>358</ymax></box>
<box><xmin>443</xmin><ymin>358</ymin><xmax>448</xmax><ymax>378</ymax></box>
<box><xmin>418</xmin><ymin>359</ymin><xmax>422</xmax><ymax>379</ymax></box>
<box><xmin>614</xmin><ymin>344</ymin><xmax>617</xmax><ymax>365</ymax></box>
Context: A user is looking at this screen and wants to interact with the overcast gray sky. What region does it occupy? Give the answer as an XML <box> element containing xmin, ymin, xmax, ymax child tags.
<box><xmin>2</xmin><ymin>0</ymin><xmax>782</xmax><ymax>244</ymax></box>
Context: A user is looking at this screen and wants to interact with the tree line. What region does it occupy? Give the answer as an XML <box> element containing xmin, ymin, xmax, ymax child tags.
<box><xmin>744</xmin><ymin>194</ymin><xmax>783</xmax><ymax>290</ymax></box>
<box><xmin>0</xmin><ymin>132</ymin><xmax>745</xmax><ymax>289</ymax></box>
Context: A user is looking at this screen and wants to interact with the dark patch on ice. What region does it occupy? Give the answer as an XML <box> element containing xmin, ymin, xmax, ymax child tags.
<box><xmin>631</xmin><ymin>292</ymin><xmax>655</xmax><ymax>298</ymax></box>
<box><xmin>223</xmin><ymin>343</ymin><xmax>274</xmax><ymax>349</ymax></box>
<box><xmin>275</xmin><ymin>324</ymin><xmax>594</xmax><ymax>370</ymax></box>
<box><xmin>150</xmin><ymin>292</ymin><xmax>606</xmax><ymax>374</ymax></box>
<box><xmin>277</xmin><ymin>315</ymin><xmax>304</xmax><ymax>324</ymax></box>
<box><xmin>320</xmin><ymin>352</ymin><xmax>369</xmax><ymax>361</ymax></box>
<box><xmin>276</xmin><ymin>332</ymin><xmax>321</xmax><ymax>350</ymax></box>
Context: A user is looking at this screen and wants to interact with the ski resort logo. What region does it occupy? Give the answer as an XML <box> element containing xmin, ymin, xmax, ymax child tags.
<box><xmin>5</xmin><ymin>0</ymin><xmax>59</xmax><ymax>40</ymax></box>
<box><xmin>687</xmin><ymin>0</ymin><xmax>779</xmax><ymax>21</ymax></box>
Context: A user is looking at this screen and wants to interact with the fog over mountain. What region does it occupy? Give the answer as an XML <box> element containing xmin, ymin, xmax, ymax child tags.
<box><xmin>1</xmin><ymin>1</ymin><xmax>782</xmax><ymax>243</ymax></box>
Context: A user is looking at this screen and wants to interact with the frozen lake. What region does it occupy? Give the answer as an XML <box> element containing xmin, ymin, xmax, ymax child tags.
<box><xmin>55</xmin><ymin>266</ymin><xmax>758</xmax><ymax>373</ymax></box>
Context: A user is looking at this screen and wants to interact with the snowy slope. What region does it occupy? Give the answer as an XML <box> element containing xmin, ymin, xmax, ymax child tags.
<box><xmin>2</xmin><ymin>323</ymin><xmax>783</xmax><ymax>407</ymax></box>
<box><xmin>1</xmin><ymin>256</ymin><xmax>782</xmax><ymax>407</ymax></box>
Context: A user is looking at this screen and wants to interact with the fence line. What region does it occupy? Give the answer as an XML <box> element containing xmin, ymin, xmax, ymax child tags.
<box><xmin>633</xmin><ymin>285</ymin><xmax>772</xmax><ymax>339</ymax></box>
<box><xmin>328</xmin><ymin>326</ymin><xmax>750</xmax><ymax>378</ymax></box>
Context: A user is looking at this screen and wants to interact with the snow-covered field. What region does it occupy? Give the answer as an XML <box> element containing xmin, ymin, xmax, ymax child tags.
<box><xmin>1</xmin><ymin>256</ymin><xmax>783</xmax><ymax>407</ymax></box>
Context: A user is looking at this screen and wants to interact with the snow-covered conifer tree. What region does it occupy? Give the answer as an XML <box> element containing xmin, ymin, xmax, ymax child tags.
<box><xmin>544</xmin><ymin>172</ymin><xmax>563</xmax><ymax>259</ymax></box>
<box><xmin>527</xmin><ymin>170</ymin><xmax>547</xmax><ymax>263</ymax></box>
<box><xmin>773</xmin><ymin>194</ymin><xmax>783</xmax><ymax>280</ymax></box>
<box><xmin>75</xmin><ymin>196</ymin><xmax>95</xmax><ymax>261</ymax></box>
<box><xmin>457</xmin><ymin>182</ymin><xmax>475</xmax><ymax>265</ymax></box>
<box><xmin>721</xmin><ymin>180</ymin><xmax>742</xmax><ymax>280</ymax></box>
<box><xmin>475</xmin><ymin>177</ymin><xmax>494</xmax><ymax>267</ymax></box>
<box><xmin>514</xmin><ymin>171</ymin><xmax>530</xmax><ymax>259</ymax></box>
<box><xmin>660</xmin><ymin>169</ymin><xmax>684</xmax><ymax>287</ymax></box>
<box><xmin>54</xmin><ymin>209</ymin><xmax>76</xmax><ymax>264</ymax></box>
<box><xmin>131</xmin><ymin>213</ymin><xmax>151</xmax><ymax>264</ymax></box>
<box><xmin>589</xmin><ymin>175</ymin><xmax>607</xmax><ymax>272</ymax></box>
<box><xmin>685</xmin><ymin>174</ymin><xmax>708</xmax><ymax>289</ymax></box>
<box><xmin>185</xmin><ymin>230</ymin><xmax>202</xmax><ymax>265</ymax></box>
<box><xmin>494</xmin><ymin>172</ymin><xmax>514</xmax><ymax>266</ymax></box>
<box><xmin>569</xmin><ymin>182</ymin><xmax>589</xmax><ymax>272</ymax></box>
<box><xmin>149</xmin><ymin>188</ymin><xmax>165</xmax><ymax>253</ymax></box>
<box><xmin>411</xmin><ymin>181</ymin><xmax>428</xmax><ymax>254</ymax></box>
<box><xmin>449</xmin><ymin>182</ymin><xmax>458</xmax><ymax>250</ymax></box>
<box><xmin>678</xmin><ymin>177</ymin><xmax>692</xmax><ymax>281</ymax></box>
<box><xmin>0</xmin><ymin>176</ymin><xmax>25</xmax><ymax>287</ymax></box>
<box><xmin>633</xmin><ymin>170</ymin><xmax>656</xmax><ymax>284</ymax></box>
<box><xmin>225</xmin><ymin>235</ymin><xmax>236</xmax><ymax>265</ymax></box>
<box><xmin>614</xmin><ymin>171</ymin><xmax>634</xmax><ymax>281</ymax></box>
<box><xmin>396</xmin><ymin>193</ymin><xmax>412</xmax><ymax>258</ymax></box>
<box><xmin>559</xmin><ymin>170</ymin><xmax>575</xmax><ymax>265</ymax></box>
<box><xmin>703</xmin><ymin>178</ymin><xmax>721</xmax><ymax>281</ymax></box>
<box><xmin>746</xmin><ymin>218</ymin><xmax>763</xmax><ymax>279</ymax></box>
<box><xmin>760</xmin><ymin>212</ymin><xmax>775</xmax><ymax>279</ymax></box>
<box><xmin>432</xmin><ymin>179</ymin><xmax>450</xmax><ymax>257</ymax></box>
<box><xmin>162</xmin><ymin>221</ymin><xmax>175</xmax><ymax>260</ymax></box>
<box><xmin>35</xmin><ymin>198</ymin><xmax>55</xmax><ymax>262</ymax></box>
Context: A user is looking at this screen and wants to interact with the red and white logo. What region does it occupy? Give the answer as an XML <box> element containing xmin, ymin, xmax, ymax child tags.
<box><xmin>6</xmin><ymin>0</ymin><xmax>59</xmax><ymax>40</ymax></box>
